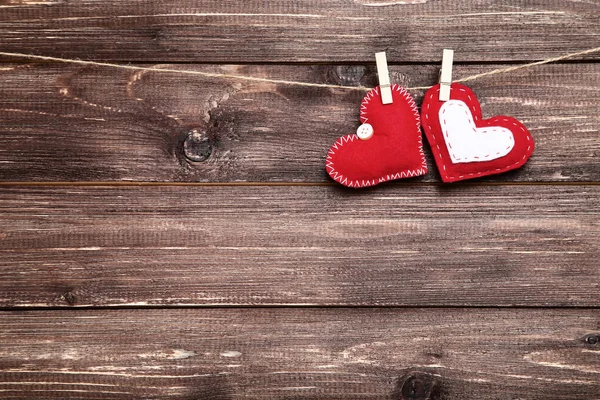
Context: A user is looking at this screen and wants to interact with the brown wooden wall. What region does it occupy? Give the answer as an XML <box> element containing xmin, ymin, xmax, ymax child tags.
<box><xmin>0</xmin><ymin>1</ymin><xmax>599</xmax><ymax>399</ymax></box>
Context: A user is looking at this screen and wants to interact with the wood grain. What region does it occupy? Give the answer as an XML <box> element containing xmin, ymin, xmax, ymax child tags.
<box><xmin>1</xmin><ymin>185</ymin><xmax>598</xmax><ymax>308</ymax></box>
<box><xmin>0</xmin><ymin>308</ymin><xmax>599</xmax><ymax>399</ymax></box>
<box><xmin>0</xmin><ymin>0</ymin><xmax>599</xmax><ymax>63</ymax></box>
<box><xmin>1</xmin><ymin>0</ymin><xmax>598</xmax><ymax>396</ymax></box>
<box><xmin>0</xmin><ymin>63</ymin><xmax>598</xmax><ymax>183</ymax></box>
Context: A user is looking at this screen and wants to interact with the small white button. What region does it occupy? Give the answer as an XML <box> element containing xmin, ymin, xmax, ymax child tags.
<box><xmin>356</xmin><ymin>123</ymin><xmax>374</xmax><ymax>140</ymax></box>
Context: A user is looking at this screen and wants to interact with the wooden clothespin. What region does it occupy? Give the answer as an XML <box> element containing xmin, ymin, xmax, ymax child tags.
<box><xmin>439</xmin><ymin>49</ymin><xmax>454</xmax><ymax>102</ymax></box>
<box><xmin>375</xmin><ymin>52</ymin><xmax>393</xmax><ymax>104</ymax></box>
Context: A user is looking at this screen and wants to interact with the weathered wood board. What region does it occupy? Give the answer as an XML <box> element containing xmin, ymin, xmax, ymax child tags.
<box><xmin>1</xmin><ymin>185</ymin><xmax>598</xmax><ymax>307</ymax></box>
<box><xmin>0</xmin><ymin>63</ymin><xmax>598</xmax><ymax>182</ymax></box>
<box><xmin>0</xmin><ymin>0</ymin><xmax>599</xmax><ymax>62</ymax></box>
<box><xmin>1</xmin><ymin>0</ymin><xmax>599</xmax><ymax>398</ymax></box>
<box><xmin>0</xmin><ymin>308</ymin><xmax>598</xmax><ymax>399</ymax></box>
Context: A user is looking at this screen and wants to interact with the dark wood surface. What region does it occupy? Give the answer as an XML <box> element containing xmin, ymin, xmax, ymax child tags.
<box><xmin>0</xmin><ymin>185</ymin><xmax>598</xmax><ymax>308</ymax></box>
<box><xmin>1</xmin><ymin>308</ymin><xmax>599</xmax><ymax>400</ymax></box>
<box><xmin>0</xmin><ymin>0</ymin><xmax>599</xmax><ymax>62</ymax></box>
<box><xmin>1</xmin><ymin>0</ymin><xmax>599</xmax><ymax>398</ymax></box>
<box><xmin>0</xmin><ymin>63</ymin><xmax>598</xmax><ymax>182</ymax></box>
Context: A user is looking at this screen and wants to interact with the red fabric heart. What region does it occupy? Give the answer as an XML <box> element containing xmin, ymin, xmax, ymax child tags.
<box><xmin>421</xmin><ymin>83</ymin><xmax>534</xmax><ymax>183</ymax></box>
<box><xmin>325</xmin><ymin>85</ymin><xmax>427</xmax><ymax>188</ymax></box>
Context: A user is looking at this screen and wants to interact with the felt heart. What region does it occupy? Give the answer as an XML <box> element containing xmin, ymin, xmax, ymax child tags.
<box><xmin>325</xmin><ymin>85</ymin><xmax>427</xmax><ymax>188</ymax></box>
<box><xmin>421</xmin><ymin>83</ymin><xmax>534</xmax><ymax>182</ymax></box>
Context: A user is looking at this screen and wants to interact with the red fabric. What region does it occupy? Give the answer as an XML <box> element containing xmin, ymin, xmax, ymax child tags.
<box><xmin>421</xmin><ymin>83</ymin><xmax>534</xmax><ymax>183</ymax></box>
<box><xmin>325</xmin><ymin>85</ymin><xmax>427</xmax><ymax>188</ymax></box>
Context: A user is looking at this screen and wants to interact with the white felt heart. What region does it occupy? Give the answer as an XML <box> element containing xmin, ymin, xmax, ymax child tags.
<box><xmin>439</xmin><ymin>100</ymin><xmax>515</xmax><ymax>164</ymax></box>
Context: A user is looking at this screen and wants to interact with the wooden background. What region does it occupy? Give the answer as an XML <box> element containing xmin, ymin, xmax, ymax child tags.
<box><xmin>0</xmin><ymin>1</ymin><xmax>599</xmax><ymax>399</ymax></box>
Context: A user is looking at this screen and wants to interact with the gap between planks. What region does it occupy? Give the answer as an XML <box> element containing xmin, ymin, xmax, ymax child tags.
<box><xmin>3</xmin><ymin>305</ymin><xmax>600</xmax><ymax>312</ymax></box>
<box><xmin>0</xmin><ymin>181</ymin><xmax>598</xmax><ymax>187</ymax></box>
<box><xmin>1</xmin><ymin>59</ymin><xmax>600</xmax><ymax>66</ymax></box>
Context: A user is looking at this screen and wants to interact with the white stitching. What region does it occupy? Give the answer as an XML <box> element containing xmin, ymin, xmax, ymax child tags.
<box><xmin>439</xmin><ymin>100</ymin><xmax>514</xmax><ymax>162</ymax></box>
<box><xmin>327</xmin><ymin>85</ymin><xmax>427</xmax><ymax>188</ymax></box>
<box><xmin>423</xmin><ymin>84</ymin><xmax>533</xmax><ymax>182</ymax></box>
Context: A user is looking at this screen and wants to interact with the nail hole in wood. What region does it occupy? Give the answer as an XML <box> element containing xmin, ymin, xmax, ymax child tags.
<box><xmin>183</xmin><ymin>129</ymin><xmax>212</xmax><ymax>162</ymax></box>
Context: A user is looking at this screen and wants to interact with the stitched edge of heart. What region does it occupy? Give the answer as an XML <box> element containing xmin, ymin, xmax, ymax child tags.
<box><xmin>422</xmin><ymin>84</ymin><xmax>534</xmax><ymax>183</ymax></box>
<box><xmin>325</xmin><ymin>84</ymin><xmax>427</xmax><ymax>188</ymax></box>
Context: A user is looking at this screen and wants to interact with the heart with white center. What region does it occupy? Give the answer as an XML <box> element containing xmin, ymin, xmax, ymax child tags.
<box><xmin>421</xmin><ymin>83</ymin><xmax>534</xmax><ymax>183</ymax></box>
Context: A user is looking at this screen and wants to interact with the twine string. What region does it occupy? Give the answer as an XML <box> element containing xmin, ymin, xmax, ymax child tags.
<box><xmin>0</xmin><ymin>46</ymin><xmax>599</xmax><ymax>91</ymax></box>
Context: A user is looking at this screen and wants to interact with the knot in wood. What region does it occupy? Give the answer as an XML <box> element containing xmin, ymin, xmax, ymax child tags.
<box><xmin>183</xmin><ymin>129</ymin><xmax>212</xmax><ymax>162</ymax></box>
<box><xmin>60</xmin><ymin>291</ymin><xmax>77</xmax><ymax>306</ymax></box>
<box><xmin>330</xmin><ymin>65</ymin><xmax>368</xmax><ymax>86</ymax></box>
<box><xmin>399</xmin><ymin>372</ymin><xmax>438</xmax><ymax>400</ymax></box>
<box><xmin>585</xmin><ymin>334</ymin><xmax>599</xmax><ymax>345</ymax></box>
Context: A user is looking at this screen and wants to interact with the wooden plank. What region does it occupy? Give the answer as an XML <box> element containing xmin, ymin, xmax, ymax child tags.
<box><xmin>0</xmin><ymin>185</ymin><xmax>598</xmax><ymax>307</ymax></box>
<box><xmin>0</xmin><ymin>63</ymin><xmax>598</xmax><ymax>183</ymax></box>
<box><xmin>0</xmin><ymin>1</ymin><xmax>599</xmax><ymax>62</ymax></box>
<box><xmin>0</xmin><ymin>308</ymin><xmax>599</xmax><ymax>399</ymax></box>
